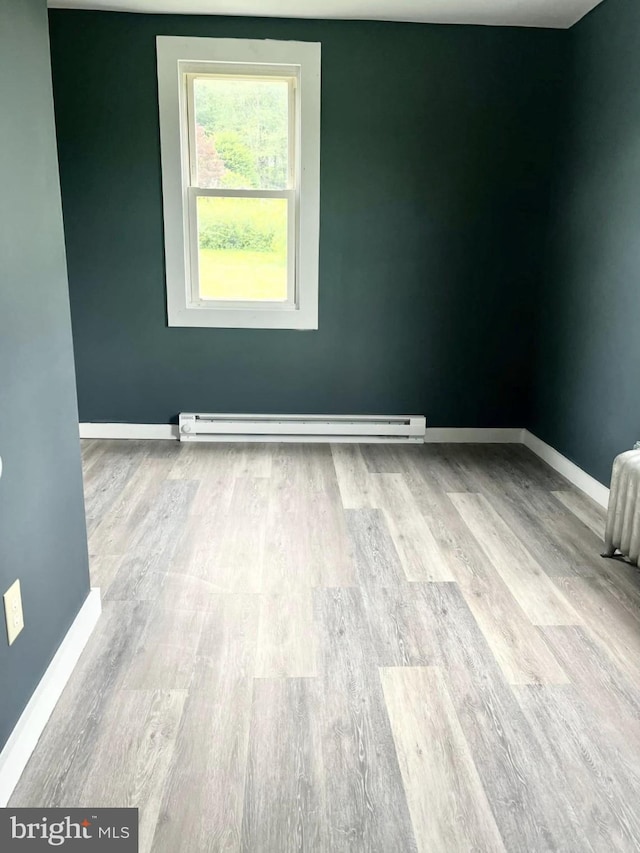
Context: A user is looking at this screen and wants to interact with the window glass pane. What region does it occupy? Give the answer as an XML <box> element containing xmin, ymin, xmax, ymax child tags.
<box><xmin>196</xmin><ymin>196</ymin><xmax>288</xmax><ymax>301</ymax></box>
<box><xmin>193</xmin><ymin>77</ymin><xmax>290</xmax><ymax>190</ymax></box>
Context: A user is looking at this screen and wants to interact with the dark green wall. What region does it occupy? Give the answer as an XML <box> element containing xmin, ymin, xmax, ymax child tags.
<box><xmin>0</xmin><ymin>0</ymin><xmax>90</xmax><ymax>751</ymax></box>
<box><xmin>530</xmin><ymin>0</ymin><xmax>640</xmax><ymax>485</ymax></box>
<box><xmin>48</xmin><ymin>11</ymin><xmax>567</xmax><ymax>427</ymax></box>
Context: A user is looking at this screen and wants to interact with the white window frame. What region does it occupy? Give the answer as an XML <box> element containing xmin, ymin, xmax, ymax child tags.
<box><xmin>156</xmin><ymin>36</ymin><xmax>321</xmax><ymax>330</ymax></box>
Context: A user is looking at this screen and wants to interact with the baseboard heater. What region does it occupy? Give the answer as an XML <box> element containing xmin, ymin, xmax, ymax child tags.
<box><xmin>178</xmin><ymin>413</ymin><xmax>426</xmax><ymax>444</ymax></box>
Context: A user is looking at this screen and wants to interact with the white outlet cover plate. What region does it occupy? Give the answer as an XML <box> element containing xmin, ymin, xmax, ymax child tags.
<box><xmin>4</xmin><ymin>579</ymin><xmax>24</xmax><ymax>646</ymax></box>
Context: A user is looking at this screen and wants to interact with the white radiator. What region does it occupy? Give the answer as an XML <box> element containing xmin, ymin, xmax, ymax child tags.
<box><xmin>178</xmin><ymin>413</ymin><xmax>426</xmax><ymax>444</ymax></box>
<box><xmin>603</xmin><ymin>449</ymin><xmax>640</xmax><ymax>566</ymax></box>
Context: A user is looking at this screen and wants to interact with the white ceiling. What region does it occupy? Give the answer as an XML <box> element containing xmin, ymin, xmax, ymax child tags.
<box><xmin>47</xmin><ymin>0</ymin><xmax>605</xmax><ymax>30</ymax></box>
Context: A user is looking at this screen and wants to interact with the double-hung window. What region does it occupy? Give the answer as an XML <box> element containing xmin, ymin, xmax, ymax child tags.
<box><xmin>157</xmin><ymin>37</ymin><xmax>321</xmax><ymax>329</ymax></box>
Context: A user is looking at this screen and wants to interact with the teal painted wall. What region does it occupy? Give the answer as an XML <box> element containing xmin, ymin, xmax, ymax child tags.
<box><xmin>0</xmin><ymin>0</ymin><xmax>90</xmax><ymax>751</ymax></box>
<box><xmin>530</xmin><ymin>0</ymin><xmax>640</xmax><ymax>485</ymax></box>
<box><xmin>48</xmin><ymin>11</ymin><xmax>567</xmax><ymax>427</ymax></box>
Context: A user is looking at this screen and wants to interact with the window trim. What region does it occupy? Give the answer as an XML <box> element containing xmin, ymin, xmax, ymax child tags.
<box><xmin>156</xmin><ymin>36</ymin><xmax>321</xmax><ymax>330</ymax></box>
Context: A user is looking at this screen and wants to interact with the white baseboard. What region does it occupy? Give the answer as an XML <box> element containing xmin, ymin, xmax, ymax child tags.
<box><xmin>80</xmin><ymin>423</ymin><xmax>523</xmax><ymax>444</ymax></box>
<box><xmin>522</xmin><ymin>430</ymin><xmax>610</xmax><ymax>509</ymax></box>
<box><xmin>424</xmin><ymin>427</ymin><xmax>523</xmax><ymax>443</ymax></box>
<box><xmin>0</xmin><ymin>588</ymin><xmax>102</xmax><ymax>807</ymax></box>
<box><xmin>79</xmin><ymin>423</ymin><xmax>178</xmax><ymax>440</ymax></box>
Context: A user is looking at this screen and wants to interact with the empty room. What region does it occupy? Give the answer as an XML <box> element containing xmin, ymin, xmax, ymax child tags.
<box><xmin>2</xmin><ymin>0</ymin><xmax>640</xmax><ymax>849</ymax></box>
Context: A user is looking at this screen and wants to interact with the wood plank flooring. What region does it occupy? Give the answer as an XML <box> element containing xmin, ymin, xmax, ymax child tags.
<box><xmin>11</xmin><ymin>440</ymin><xmax>640</xmax><ymax>852</ymax></box>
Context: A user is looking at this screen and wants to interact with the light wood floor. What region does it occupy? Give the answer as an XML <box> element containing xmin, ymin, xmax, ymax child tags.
<box><xmin>11</xmin><ymin>440</ymin><xmax>640</xmax><ymax>852</ymax></box>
